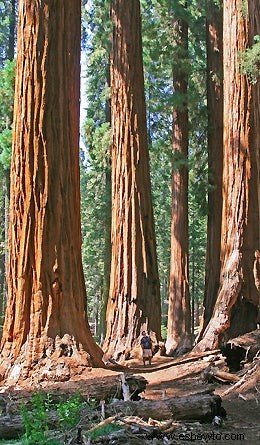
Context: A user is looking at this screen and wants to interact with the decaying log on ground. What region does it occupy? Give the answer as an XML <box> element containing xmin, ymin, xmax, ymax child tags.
<box><xmin>0</xmin><ymin>374</ymin><xmax>147</xmax><ymax>417</ymax></box>
<box><xmin>221</xmin><ymin>330</ymin><xmax>260</xmax><ymax>371</ymax></box>
<box><xmin>222</xmin><ymin>358</ymin><xmax>260</xmax><ymax>397</ymax></box>
<box><xmin>105</xmin><ymin>392</ymin><xmax>223</xmax><ymax>422</ymax></box>
<box><xmin>202</xmin><ymin>366</ymin><xmax>240</xmax><ymax>384</ymax></box>
<box><xmin>0</xmin><ymin>416</ymin><xmax>24</xmax><ymax>440</ymax></box>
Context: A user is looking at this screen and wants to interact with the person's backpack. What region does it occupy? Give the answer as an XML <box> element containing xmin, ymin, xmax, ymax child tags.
<box><xmin>141</xmin><ymin>336</ymin><xmax>151</xmax><ymax>349</ymax></box>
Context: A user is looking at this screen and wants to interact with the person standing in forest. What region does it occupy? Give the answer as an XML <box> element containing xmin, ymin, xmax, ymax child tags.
<box><xmin>140</xmin><ymin>331</ymin><xmax>153</xmax><ymax>366</ymax></box>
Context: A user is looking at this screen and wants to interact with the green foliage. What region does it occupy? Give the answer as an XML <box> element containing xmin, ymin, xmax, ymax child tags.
<box><xmin>0</xmin><ymin>59</ymin><xmax>15</xmax><ymax>129</ymax></box>
<box><xmin>0</xmin><ymin>0</ymin><xmax>16</xmax><ymax>64</ymax></box>
<box><xmin>240</xmin><ymin>36</ymin><xmax>260</xmax><ymax>84</ymax></box>
<box><xmin>20</xmin><ymin>392</ymin><xmax>51</xmax><ymax>445</ymax></box>
<box><xmin>0</xmin><ymin>59</ymin><xmax>15</xmax><ymax>170</ymax></box>
<box><xmin>20</xmin><ymin>392</ymin><xmax>87</xmax><ymax>445</ymax></box>
<box><xmin>80</xmin><ymin>122</ymin><xmax>111</xmax><ymax>326</ymax></box>
<box><xmin>0</xmin><ymin>128</ymin><xmax>12</xmax><ymax>168</ymax></box>
<box><xmin>56</xmin><ymin>393</ymin><xmax>83</xmax><ymax>430</ymax></box>
<box><xmin>161</xmin><ymin>324</ymin><xmax>167</xmax><ymax>340</ymax></box>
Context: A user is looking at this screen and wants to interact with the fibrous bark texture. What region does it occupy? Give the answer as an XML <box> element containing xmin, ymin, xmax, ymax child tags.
<box><xmin>0</xmin><ymin>0</ymin><xmax>103</xmax><ymax>383</ymax></box>
<box><xmin>198</xmin><ymin>0</ymin><xmax>223</xmax><ymax>341</ymax></box>
<box><xmin>166</xmin><ymin>12</ymin><xmax>191</xmax><ymax>355</ymax></box>
<box><xmin>104</xmin><ymin>0</ymin><xmax>161</xmax><ymax>360</ymax></box>
<box><xmin>196</xmin><ymin>0</ymin><xmax>260</xmax><ymax>351</ymax></box>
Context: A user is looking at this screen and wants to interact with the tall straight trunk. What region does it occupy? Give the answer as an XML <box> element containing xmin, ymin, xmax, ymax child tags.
<box><xmin>0</xmin><ymin>0</ymin><xmax>103</xmax><ymax>382</ymax></box>
<box><xmin>0</xmin><ymin>179</ymin><xmax>6</xmax><ymax>336</ymax></box>
<box><xmin>196</xmin><ymin>0</ymin><xmax>259</xmax><ymax>351</ymax></box>
<box><xmin>197</xmin><ymin>0</ymin><xmax>223</xmax><ymax>341</ymax></box>
<box><xmin>248</xmin><ymin>0</ymin><xmax>260</xmax><ymax>302</ymax></box>
<box><xmin>7</xmin><ymin>0</ymin><xmax>16</xmax><ymax>60</ymax></box>
<box><xmin>99</xmin><ymin>167</ymin><xmax>112</xmax><ymax>342</ymax></box>
<box><xmin>99</xmin><ymin>66</ymin><xmax>112</xmax><ymax>343</ymax></box>
<box><xmin>166</xmin><ymin>11</ymin><xmax>191</xmax><ymax>356</ymax></box>
<box><xmin>104</xmin><ymin>0</ymin><xmax>161</xmax><ymax>361</ymax></box>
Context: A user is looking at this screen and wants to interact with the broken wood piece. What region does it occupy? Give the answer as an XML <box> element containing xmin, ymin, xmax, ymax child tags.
<box><xmin>86</xmin><ymin>415</ymin><xmax>119</xmax><ymax>435</ymax></box>
<box><xmin>121</xmin><ymin>373</ymin><xmax>130</xmax><ymax>400</ymax></box>
<box><xmin>105</xmin><ymin>392</ymin><xmax>223</xmax><ymax>422</ymax></box>
<box><xmin>222</xmin><ymin>360</ymin><xmax>260</xmax><ymax>397</ymax></box>
<box><xmin>202</xmin><ymin>366</ymin><xmax>240</xmax><ymax>384</ymax></box>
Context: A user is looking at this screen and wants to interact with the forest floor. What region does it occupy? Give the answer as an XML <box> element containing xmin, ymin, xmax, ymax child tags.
<box><xmin>0</xmin><ymin>350</ymin><xmax>259</xmax><ymax>445</ymax></box>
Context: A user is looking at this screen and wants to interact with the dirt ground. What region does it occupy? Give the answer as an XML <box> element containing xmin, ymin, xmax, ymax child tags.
<box><xmin>0</xmin><ymin>352</ymin><xmax>259</xmax><ymax>444</ymax></box>
<box><xmin>123</xmin><ymin>353</ymin><xmax>260</xmax><ymax>444</ymax></box>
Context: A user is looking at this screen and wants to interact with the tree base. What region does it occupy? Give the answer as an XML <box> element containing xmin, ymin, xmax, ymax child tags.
<box><xmin>0</xmin><ymin>333</ymin><xmax>104</xmax><ymax>385</ymax></box>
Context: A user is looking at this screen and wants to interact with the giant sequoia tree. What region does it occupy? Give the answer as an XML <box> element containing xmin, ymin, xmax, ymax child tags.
<box><xmin>166</xmin><ymin>5</ymin><xmax>191</xmax><ymax>355</ymax></box>
<box><xmin>104</xmin><ymin>0</ymin><xmax>161</xmax><ymax>360</ymax></box>
<box><xmin>196</xmin><ymin>0</ymin><xmax>259</xmax><ymax>351</ymax></box>
<box><xmin>0</xmin><ymin>0</ymin><xmax>103</xmax><ymax>382</ymax></box>
<box><xmin>198</xmin><ymin>0</ymin><xmax>223</xmax><ymax>341</ymax></box>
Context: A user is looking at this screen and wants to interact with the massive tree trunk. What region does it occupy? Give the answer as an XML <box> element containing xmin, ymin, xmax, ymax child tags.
<box><xmin>197</xmin><ymin>0</ymin><xmax>223</xmax><ymax>341</ymax></box>
<box><xmin>166</xmin><ymin>10</ymin><xmax>191</xmax><ymax>356</ymax></box>
<box><xmin>0</xmin><ymin>0</ymin><xmax>103</xmax><ymax>383</ymax></box>
<box><xmin>248</xmin><ymin>0</ymin><xmax>260</xmax><ymax>289</ymax></box>
<box><xmin>196</xmin><ymin>0</ymin><xmax>259</xmax><ymax>351</ymax></box>
<box><xmin>104</xmin><ymin>0</ymin><xmax>161</xmax><ymax>361</ymax></box>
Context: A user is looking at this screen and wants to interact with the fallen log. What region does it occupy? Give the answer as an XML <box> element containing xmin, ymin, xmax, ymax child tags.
<box><xmin>0</xmin><ymin>373</ymin><xmax>147</xmax><ymax>419</ymax></box>
<box><xmin>105</xmin><ymin>392</ymin><xmax>223</xmax><ymax>422</ymax></box>
<box><xmin>221</xmin><ymin>330</ymin><xmax>260</xmax><ymax>372</ymax></box>
<box><xmin>0</xmin><ymin>392</ymin><xmax>224</xmax><ymax>439</ymax></box>
<box><xmin>0</xmin><ymin>416</ymin><xmax>24</xmax><ymax>440</ymax></box>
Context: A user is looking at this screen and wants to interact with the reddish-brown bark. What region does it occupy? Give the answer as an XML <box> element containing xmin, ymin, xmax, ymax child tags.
<box><xmin>104</xmin><ymin>0</ymin><xmax>161</xmax><ymax>360</ymax></box>
<box><xmin>198</xmin><ymin>0</ymin><xmax>223</xmax><ymax>341</ymax></box>
<box><xmin>0</xmin><ymin>0</ymin><xmax>103</xmax><ymax>382</ymax></box>
<box><xmin>166</xmin><ymin>12</ymin><xmax>191</xmax><ymax>355</ymax></box>
<box><xmin>196</xmin><ymin>0</ymin><xmax>259</xmax><ymax>351</ymax></box>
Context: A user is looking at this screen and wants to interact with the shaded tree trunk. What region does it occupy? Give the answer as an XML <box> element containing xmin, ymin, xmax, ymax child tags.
<box><xmin>99</xmin><ymin>65</ymin><xmax>112</xmax><ymax>343</ymax></box>
<box><xmin>166</xmin><ymin>10</ymin><xmax>191</xmax><ymax>355</ymax></box>
<box><xmin>0</xmin><ymin>0</ymin><xmax>103</xmax><ymax>382</ymax></box>
<box><xmin>196</xmin><ymin>0</ymin><xmax>259</xmax><ymax>351</ymax></box>
<box><xmin>197</xmin><ymin>0</ymin><xmax>223</xmax><ymax>341</ymax></box>
<box><xmin>104</xmin><ymin>0</ymin><xmax>161</xmax><ymax>361</ymax></box>
<box><xmin>7</xmin><ymin>0</ymin><xmax>16</xmax><ymax>61</ymax></box>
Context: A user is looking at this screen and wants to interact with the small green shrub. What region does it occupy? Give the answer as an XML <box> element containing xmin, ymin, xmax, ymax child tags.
<box><xmin>56</xmin><ymin>393</ymin><xmax>83</xmax><ymax>430</ymax></box>
<box><xmin>20</xmin><ymin>392</ymin><xmax>51</xmax><ymax>445</ymax></box>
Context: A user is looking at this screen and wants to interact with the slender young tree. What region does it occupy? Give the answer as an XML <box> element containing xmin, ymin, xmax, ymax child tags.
<box><xmin>166</xmin><ymin>4</ymin><xmax>192</xmax><ymax>355</ymax></box>
<box><xmin>0</xmin><ymin>0</ymin><xmax>103</xmax><ymax>382</ymax></box>
<box><xmin>196</xmin><ymin>0</ymin><xmax>259</xmax><ymax>351</ymax></box>
<box><xmin>104</xmin><ymin>0</ymin><xmax>161</xmax><ymax>360</ymax></box>
<box><xmin>197</xmin><ymin>0</ymin><xmax>223</xmax><ymax>341</ymax></box>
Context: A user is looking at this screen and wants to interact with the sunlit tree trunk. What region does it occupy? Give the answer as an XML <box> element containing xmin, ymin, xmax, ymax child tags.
<box><xmin>0</xmin><ymin>0</ymin><xmax>103</xmax><ymax>382</ymax></box>
<box><xmin>104</xmin><ymin>0</ymin><xmax>161</xmax><ymax>361</ymax></box>
<box><xmin>197</xmin><ymin>0</ymin><xmax>223</xmax><ymax>341</ymax></box>
<box><xmin>0</xmin><ymin>0</ymin><xmax>16</xmax><ymax>337</ymax></box>
<box><xmin>166</xmin><ymin>10</ymin><xmax>191</xmax><ymax>356</ymax></box>
<box><xmin>196</xmin><ymin>0</ymin><xmax>259</xmax><ymax>351</ymax></box>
